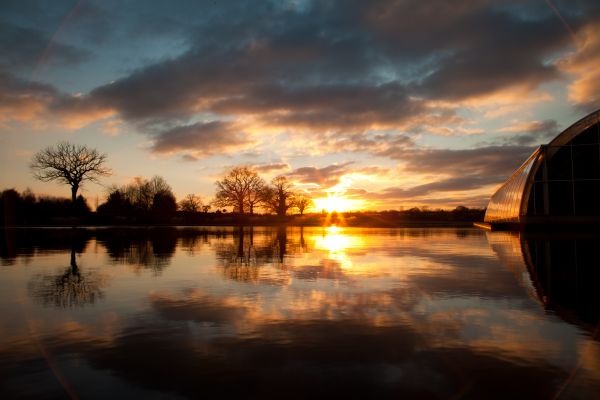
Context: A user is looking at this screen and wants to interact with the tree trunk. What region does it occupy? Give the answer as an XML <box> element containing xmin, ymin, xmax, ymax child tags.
<box><xmin>277</xmin><ymin>195</ymin><xmax>286</xmax><ymax>216</ymax></box>
<box><xmin>70</xmin><ymin>247</ymin><xmax>78</xmax><ymax>275</ymax></box>
<box><xmin>71</xmin><ymin>185</ymin><xmax>78</xmax><ymax>206</ymax></box>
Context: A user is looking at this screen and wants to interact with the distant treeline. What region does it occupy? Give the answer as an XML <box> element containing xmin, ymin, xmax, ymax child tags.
<box><xmin>1</xmin><ymin>187</ymin><xmax>484</xmax><ymax>227</ymax></box>
<box><xmin>1</xmin><ymin>188</ymin><xmax>90</xmax><ymax>226</ymax></box>
<box><xmin>18</xmin><ymin>142</ymin><xmax>486</xmax><ymax>227</ymax></box>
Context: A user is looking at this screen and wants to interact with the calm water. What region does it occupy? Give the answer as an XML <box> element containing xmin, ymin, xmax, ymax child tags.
<box><xmin>1</xmin><ymin>227</ymin><xmax>599</xmax><ymax>399</ymax></box>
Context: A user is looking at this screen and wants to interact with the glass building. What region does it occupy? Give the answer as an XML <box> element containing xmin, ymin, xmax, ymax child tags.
<box><xmin>484</xmin><ymin>109</ymin><xmax>600</xmax><ymax>227</ymax></box>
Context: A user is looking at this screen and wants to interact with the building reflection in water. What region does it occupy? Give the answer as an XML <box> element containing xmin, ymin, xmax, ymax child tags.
<box><xmin>487</xmin><ymin>231</ymin><xmax>600</xmax><ymax>335</ymax></box>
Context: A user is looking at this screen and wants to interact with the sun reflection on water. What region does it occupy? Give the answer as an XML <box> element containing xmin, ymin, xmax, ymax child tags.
<box><xmin>311</xmin><ymin>226</ymin><xmax>363</xmax><ymax>269</ymax></box>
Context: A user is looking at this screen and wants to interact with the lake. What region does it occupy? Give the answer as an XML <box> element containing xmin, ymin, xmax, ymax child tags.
<box><xmin>1</xmin><ymin>227</ymin><xmax>599</xmax><ymax>399</ymax></box>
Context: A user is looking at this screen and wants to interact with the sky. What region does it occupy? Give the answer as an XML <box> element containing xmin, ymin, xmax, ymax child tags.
<box><xmin>1</xmin><ymin>0</ymin><xmax>599</xmax><ymax>211</ymax></box>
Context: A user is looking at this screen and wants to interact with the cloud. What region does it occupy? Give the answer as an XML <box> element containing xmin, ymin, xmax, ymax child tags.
<box><xmin>288</xmin><ymin>162</ymin><xmax>355</xmax><ymax>188</ymax></box>
<box><xmin>495</xmin><ymin>119</ymin><xmax>559</xmax><ymax>146</ymax></box>
<box><xmin>383</xmin><ymin>145</ymin><xmax>534</xmax><ymax>178</ymax></box>
<box><xmin>371</xmin><ymin>0</ymin><xmax>572</xmax><ymax>101</ymax></box>
<box><xmin>150</xmin><ymin>120</ymin><xmax>255</xmax><ymax>158</ymax></box>
<box><xmin>376</xmin><ymin>176</ymin><xmax>499</xmax><ymax>199</ymax></box>
<box><xmin>22</xmin><ymin>0</ymin><xmax>588</xmax><ymax>138</ymax></box>
<box><xmin>359</xmin><ymin>144</ymin><xmax>537</xmax><ymax>206</ymax></box>
<box><xmin>253</xmin><ymin>163</ymin><xmax>291</xmax><ymax>173</ymax></box>
<box><xmin>2</xmin><ymin>0</ymin><xmax>599</xmax><ymax>207</ymax></box>
<box><xmin>559</xmin><ymin>22</ymin><xmax>600</xmax><ymax>111</ymax></box>
<box><xmin>499</xmin><ymin>120</ymin><xmax>558</xmax><ymax>134</ymax></box>
<box><xmin>0</xmin><ymin>70</ymin><xmax>56</xmax><ymax>123</ymax></box>
<box><xmin>0</xmin><ymin>69</ymin><xmax>114</xmax><ymax>129</ymax></box>
<box><xmin>0</xmin><ymin>20</ymin><xmax>89</xmax><ymax>69</ymax></box>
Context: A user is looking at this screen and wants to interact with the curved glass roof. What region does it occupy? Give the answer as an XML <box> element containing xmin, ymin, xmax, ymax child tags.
<box><xmin>484</xmin><ymin>109</ymin><xmax>600</xmax><ymax>224</ymax></box>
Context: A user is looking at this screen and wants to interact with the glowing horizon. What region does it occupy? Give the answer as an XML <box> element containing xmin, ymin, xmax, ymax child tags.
<box><xmin>1</xmin><ymin>1</ymin><xmax>599</xmax><ymax>210</ymax></box>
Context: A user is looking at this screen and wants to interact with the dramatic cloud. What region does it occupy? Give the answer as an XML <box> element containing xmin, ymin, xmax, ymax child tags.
<box><xmin>559</xmin><ymin>22</ymin><xmax>600</xmax><ymax>111</ymax></box>
<box><xmin>2</xmin><ymin>0</ymin><xmax>599</xmax><ymax>207</ymax></box>
<box><xmin>0</xmin><ymin>71</ymin><xmax>56</xmax><ymax>123</ymax></box>
<box><xmin>151</xmin><ymin>121</ymin><xmax>255</xmax><ymax>158</ymax></box>
<box><xmin>288</xmin><ymin>162</ymin><xmax>355</xmax><ymax>188</ymax></box>
<box><xmin>376</xmin><ymin>176</ymin><xmax>501</xmax><ymax>200</ymax></box>
<box><xmin>26</xmin><ymin>0</ymin><xmax>593</xmax><ymax>134</ymax></box>
<box><xmin>385</xmin><ymin>145</ymin><xmax>534</xmax><ymax>178</ymax></box>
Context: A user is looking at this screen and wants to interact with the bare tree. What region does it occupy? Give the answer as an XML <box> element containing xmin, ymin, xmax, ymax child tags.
<box><xmin>263</xmin><ymin>176</ymin><xmax>295</xmax><ymax>216</ymax></box>
<box><xmin>179</xmin><ymin>194</ymin><xmax>202</xmax><ymax>212</ymax></box>
<box><xmin>30</xmin><ymin>142</ymin><xmax>110</xmax><ymax>205</ymax></box>
<box><xmin>119</xmin><ymin>175</ymin><xmax>174</xmax><ymax>211</ymax></box>
<box><xmin>213</xmin><ymin>167</ymin><xmax>265</xmax><ymax>214</ymax></box>
<box><xmin>294</xmin><ymin>193</ymin><xmax>313</xmax><ymax>215</ymax></box>
<box><xmin>246</xmin><ymin>178</ymin><xmax>266</xmax><ymax>214</ymax></box>
<box><xmin>122</xmin><ymin>177</ymin><xmax>153</xmax><ymax>210</ymax></box>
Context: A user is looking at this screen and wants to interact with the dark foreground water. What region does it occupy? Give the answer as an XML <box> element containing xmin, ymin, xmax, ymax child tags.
<box><xmin>1</xmin><ymin>227</ymin><xmax>599</xmax><ymax>399</ymax></box>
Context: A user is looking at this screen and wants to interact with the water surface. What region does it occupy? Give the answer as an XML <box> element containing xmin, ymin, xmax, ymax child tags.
<box><xmin>1</xmin><ymin>227</ymin><xmax>599</xmax><ymax>399</ymax></box>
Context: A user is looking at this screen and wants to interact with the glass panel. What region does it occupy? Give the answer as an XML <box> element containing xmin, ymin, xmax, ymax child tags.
<box><xmin>572</xmin><ymin>144</ymin><xmax>600</xmax><ymax>180</ymax></box>
<box><xmin>547</xmin><ymin>146</ymin><xmax>572</xmax><ymax>180</ymax></box>
<box><xmin>484</xmin><ymin>150</ymin><xmax>538</xmax><ymax>223</ymax></box>
<box><xmin>548</xmin><ymin>181</ymin><xmax>573</xmax><ymax>215</ymax></box>
<box><xmin>574</xmin><ymin>181</ymin><xmax>600</xmax><ymax>216</ymax></box>
<box><xmin>570</xmin><ymin>124</ymin><xmax>599</xmax><ymax>145</ymax></box>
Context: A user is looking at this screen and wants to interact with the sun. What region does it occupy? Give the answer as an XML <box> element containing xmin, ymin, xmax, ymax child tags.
<box><xmin>313</xmin><ymin>193</ymin><xmax>361</xmax><ymax>213</ymax></box>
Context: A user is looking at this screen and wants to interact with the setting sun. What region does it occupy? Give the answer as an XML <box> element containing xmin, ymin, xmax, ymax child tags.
<box><xmin>313</xmin><ymin>193</ymin><xmax>362</xmax><ymax>213</ymax></box>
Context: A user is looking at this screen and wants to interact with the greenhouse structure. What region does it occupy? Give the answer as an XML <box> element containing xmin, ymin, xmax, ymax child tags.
<box><xmin>484</xmin><ymin>109</ymin><xmax>600</xmax><ymax>229</ymax></box>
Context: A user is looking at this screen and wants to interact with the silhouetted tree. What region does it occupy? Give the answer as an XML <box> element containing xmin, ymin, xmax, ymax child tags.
<box><xmin>97</xmin><ymin>189</ymin><xmax>134</xmax><ymax>215</ymax></box>
<box><xmin>294</xmin><ymin>193</ymin><xmax>313</xmax><ymax>215</ymax></box>
<box><xmin>262</xmin><ymin>176</ymin><xmax>295</xmax><ymax>216</ymax></box>
<box><xmin>1</xmin><ymin>189</ymin><xmax>90</xmax><ymax>225</ymax></box>
<box><xmin>1</xmin><ymin>189</ymin><xmax>19</xmax><ymax>225</ymax></box>
<box><xmin>100</xmin><ymin>175</ymin><xmax>176</xmax><ymax>214</ymax></box>
<box><xmin>179</xmin><ymin>194</ymin><xmax>202</xmax><ymax>212</ymax></box>
<box><xmin>30</xmin><ymin>142</ymin><xmax>110</xmax><ymax>205</ymax></box>
<box><xmin>152</xmin><ymin>191</ymin><xmax>177</xmax><ymax>214</ymax></box>
<box><xmin>213</xmin><ymin>167</ymin><xmax>265</xmax><ymax>214</ymax></box>
<box><xmin>122</xmin><ymin>177</ymin><xmax>154</xmax><ymax>210</ymax></box>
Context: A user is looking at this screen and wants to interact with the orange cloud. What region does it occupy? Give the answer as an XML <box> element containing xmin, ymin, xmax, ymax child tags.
<box><xmin>559</xmin><ymin>23</ymin><xmax>600</xmax><ymax>109</ymax></box>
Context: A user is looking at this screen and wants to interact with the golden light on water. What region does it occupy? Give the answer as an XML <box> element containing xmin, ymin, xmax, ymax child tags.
<box><xmin>312</xmin><ymin>227</ymin><xmax>364</xmax><ymax>269</ymax></box>
<box><xmin>319</xmin><ymin>227</ymin><xmax>351</xmax><ymax>253</ymax></box>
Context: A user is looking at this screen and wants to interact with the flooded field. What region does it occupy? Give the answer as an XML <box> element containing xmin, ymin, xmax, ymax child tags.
<box><xmin>1</xmin><ymin>227</ymin><xmax>599</xmax><ymax>399</ymax></box>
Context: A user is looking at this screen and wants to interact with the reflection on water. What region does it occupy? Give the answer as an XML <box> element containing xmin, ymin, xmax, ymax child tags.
<box><xmin>28</xmin><ymin>248</ymin><xmax>108</xmax><ymax>308</ymax></box>
<box><xmin>1</xmin><ymin>227</ymin><xmax>599</xmax><ymax>398</ymax></box>
<box><xmin>489</xmin><ymin>231</ymin><xmax>600</xmax><ymax>334</ymax></box>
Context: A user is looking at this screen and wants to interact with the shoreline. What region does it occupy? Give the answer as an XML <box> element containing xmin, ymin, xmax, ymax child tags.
<box><xmin>1</xmin><ymin>221</ymin><xmax>481</xmax><ymax>229</ymax></box>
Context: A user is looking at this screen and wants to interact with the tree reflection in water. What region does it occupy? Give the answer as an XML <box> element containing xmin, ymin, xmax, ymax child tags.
<box><xmin>96</xmin><ymin>228</ymin><xmax>178</xmax><ymax>274</ymax></box>
<box><xmin>29</xmin><ymin>247</ymin><xmax>107</xmax><ymax>308</ymax></box>
<box><xmin>214</xmin><ymin>226</ymin><xmax>295</xmax><ymax>283</ymax></box>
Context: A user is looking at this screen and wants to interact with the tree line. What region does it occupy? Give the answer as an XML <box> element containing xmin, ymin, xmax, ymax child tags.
<box><xmin>213</xmin><ymin>167</ymin><xmax>312</xmax><ymax>216</ymax></box>
<box><xmin>3</xmin><ymin>141</ymin><xmax>313</xmax><ymax>222</ymax></box>
<box><xmin>0</xmin><ymin>141</ymin><xmax>484</xmax><ymax>225</ymax></box>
